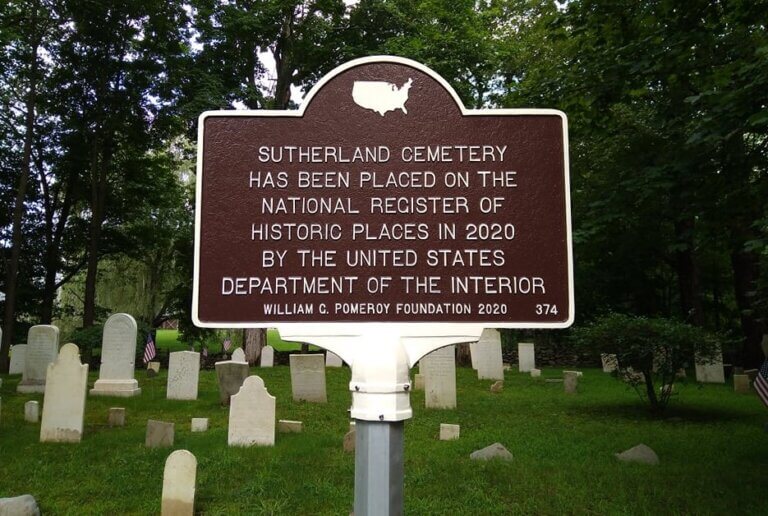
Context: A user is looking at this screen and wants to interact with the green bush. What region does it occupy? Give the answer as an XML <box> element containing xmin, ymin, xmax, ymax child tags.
<box><xmin>66</xmin><ymin>324</ymin><xmax>104</xmax><ymax>362</ymax></box>
<box><xmin>572</xmin><ymin>313</ymin><xmax>721</xmax><ymax>412</ymax></box>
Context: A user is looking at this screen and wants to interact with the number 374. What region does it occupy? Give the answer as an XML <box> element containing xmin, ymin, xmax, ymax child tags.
<box><xmin>535</xmin><ymin>304</ymin><xmax>558</xmax><ymax>315</ymax></box>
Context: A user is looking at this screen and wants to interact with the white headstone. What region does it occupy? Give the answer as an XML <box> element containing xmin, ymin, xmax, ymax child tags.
<box><xmin>191</xmin><ymin>418</ymin><xmax>208</xmax><ymax>432</ymax></box>
<box><xmin>469</xmin><ymin>342</ymin><xmax>478</xmax><ymax>369</ymax></box>
<box><xmin>167</xmin><ymin>351</ymin><xmax>200</xmax><ymax>400</ymax></box>
<box><xmin>518</xmin><ymin>342</ymin><xmax>535</xmax><ymax>373</ymax></box>
<box><xmin>231</xmin><ymin>348</ymin><xmax>246</xmax><ymax>363</ymax></box>
<box><xmin>17</xmin><ymin>325</ymin><xmax>59</xmax><ymax>393</ymax></box>
<box><xmin>40</xmin><ymin>343</ymin><xmax>89</xmax><ymax>443</ymax></box>
<box><xmin>289</xmin><ymin>354</ymin><xmax>327</xmax><ymax>403</ymax></box>
<box><xmin>90</xmin><ymin>313</ymin><xmax>141</xmax><ymax>397</ymax></box>
<box><xmin>439</xmin><ymin>423</ymin><xmax>460</xmax><ymax>441</ymax></box>
<box><xmin>325</xmin><ymin>351</ymin><xmax>343</xmax><ymax>367</ymax></box>
<box><xmin>474</xmin><ymin>329</ymin><xmax>504</xmax><ymax>380</ymax></box>
<box><xmin>421</xmin><ymin>345</ymin><xmax>457</xmax><ymax>409</ymax></box>
<box><xmin>9</xmin><ymin>344</ymin><xmax>27</xmax><ymax>375</ymax></box>
<box><xmin>228</xmin><ymin>376</ymin><xmax>276</xmax><ymax>446</ymax></box>
<box><xmin>695</xmin><ymin>345</ymin><xmax>725</xmax><ymax>384</ymax></box>
<box><xmin>161</xmin><ymin>449</ymin><xmax>197</xmax><ymax>516</ymax></box>
<box><xmin>260</xmin><ymin>345</ymin><xmax>274</xmax><ymax>367</ymax></box>
<box><xmin>24</xmin><ymin>400</ymin><xmax>39</xmax><ymax>423</ymax></box>
<box><xmin>601</xmin><ymin>353</ymin><xmax>618</xmax><ymax>373</ymax></box>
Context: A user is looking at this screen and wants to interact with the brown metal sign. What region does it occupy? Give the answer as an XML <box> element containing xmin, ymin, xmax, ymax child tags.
<box><xmin>193</xmin><ymin>57</ymin><xmax>573</xmax><ymax>328</ymax></box>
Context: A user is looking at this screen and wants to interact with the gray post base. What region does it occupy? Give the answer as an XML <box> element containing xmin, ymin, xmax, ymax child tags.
<box><xmin>354</xmin><ymin>419</ymin><xmax>405</xmax><ymax>516</ymax></box>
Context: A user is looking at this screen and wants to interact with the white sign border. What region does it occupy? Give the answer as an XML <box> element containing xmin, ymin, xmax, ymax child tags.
<box><xmin>192</xmin><ymin>55</ymin><xmax>574</xmax><ymax>330</ymax></box>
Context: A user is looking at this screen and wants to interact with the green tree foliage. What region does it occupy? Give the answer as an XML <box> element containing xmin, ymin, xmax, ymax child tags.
<box><xmin>572</xmin><ymin>313</ymin><xmax>721</xmax><ymax>412</ymax></box>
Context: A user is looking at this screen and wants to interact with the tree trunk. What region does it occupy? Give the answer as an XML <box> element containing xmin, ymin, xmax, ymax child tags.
<box><xmin>82</xmin><ymin>137</ymin><xmax>109</xmax><ymax>328</ymax></box>
<box><xmin>731</xmin><ymin>245</ymin><xmax>765</xmax><ymax>368</ymax></box>
<box><xmin>1</xmin><ymin>11</ymin><xmax>39</xmax><ymax>371</ymax></box>
<box><xmin>271</xmin><ymin>7</ymin><xmax>294</xmax><ymax>110</ymax></box>
<box><xmin>673</xmin><ymin>217</ymin><xmax>704</xmax><ymax>326</ymax></box>
<box><xmin>243</xmin><ymin>328</ymin><xmax>266</xmax><ymax>365</ymax></box>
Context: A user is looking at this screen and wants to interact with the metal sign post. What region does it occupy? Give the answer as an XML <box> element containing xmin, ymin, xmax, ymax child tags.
<box><xmin>193</xmin><ymin>56</ymin><xmax>573</xmax><ymax>515</ymax></box>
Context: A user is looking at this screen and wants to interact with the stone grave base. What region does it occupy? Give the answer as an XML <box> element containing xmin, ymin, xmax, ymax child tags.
<box><xmin>90</xmin><ymin>379</ymin><xmax>141</xmax><ymax>397</ymax></box>
<box><xmin>17</xmin><ymin>381</ymin><xmax>45</xmax><ymax>394</ymax></box>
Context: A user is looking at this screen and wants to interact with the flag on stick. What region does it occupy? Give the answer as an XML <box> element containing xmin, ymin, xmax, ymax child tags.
<box><xmin>223</xmin><ymin>337</ymin><xmax>232</xmax><ymax>352</ymax></box>
<box><xmin>143</xmin><ymin>332</ymin><xmax>157</xmax><ymax>364</ymax></box>
<box><xmin>755</xmin><ymin>358</ymin><xmax>768</xmax><ymax>408</ymax></box>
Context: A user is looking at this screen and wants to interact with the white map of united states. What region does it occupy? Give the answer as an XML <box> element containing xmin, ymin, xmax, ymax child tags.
<box><xmin>352</xmin><ymin>78</ymin><xmax>413</xmax><ymax>116</ymax></box>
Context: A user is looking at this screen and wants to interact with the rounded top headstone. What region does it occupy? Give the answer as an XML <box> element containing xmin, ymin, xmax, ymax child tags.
<box><xmin>59</xmin><ymin>343</ymin><xmax>80</xmax><ymax>361</ymax></box>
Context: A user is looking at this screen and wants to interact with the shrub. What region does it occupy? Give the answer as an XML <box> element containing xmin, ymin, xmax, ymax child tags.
<box><xmin>572</xmin><ymin>313</ymin><xmax>721</xmax><ymax>412</ymax></box>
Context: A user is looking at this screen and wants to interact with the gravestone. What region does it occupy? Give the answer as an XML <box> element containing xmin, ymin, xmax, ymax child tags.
<box><xmin>231</xmin><ymin>348</ymin><xmax>246</xmax><ymax>363</ymax></box>
<box><xmin>147</xmin><ymin>361</ymin><xmax>161</xmax><ymax>373</ymax></box>
<box><xmin>474</xmin><ymin>329</ymin><xmax>504</xmax><ymax>381</ymax></box>
<box><xmin>530</xmin><ymin>368</ymin><xmax>541</xmax><ymax>378</ymax></box>
<box><xmin>40</xmin><ymin>343</ymin><xmax>89</xmax><ymax>443</ymax></box>
<box><xmin>146</xmin><ymin>420</ymin><xmax>175</xmax><ymax>448</ymax></box>
<box><xmin>413</xmin><ymin>373</ymin><xmax>425</xmax><ymax>391</ymax></box>
<box><xmin>24</xmin><ymin>401</ymin><xmax>39</xmax><ymax>423</ymax></box>
<box><xmin>17</xmin><ymin>325</ymin><xmax>59</xmax><ymax>393</ymax></box>
<box><xmin>695</xmin><ymin>345</ymin><xmax>725</xmax><ymax>384</ymax></box>
<box><xmin>439</xmin><ymin>423</ymin><xmax>460</xmax><ymax>441</ymax></box>
<box><xmin>0</xmin><ymin>495</ymin><xmax>40</xmax><ymax>516</ymax></box>
<box><xmin>289</xmin><ymin>354</ymin><xmax>327</xmax><ymax>403</ymax></box>
<box><xmin>109</xmin><ymin>408</ymin><xmax>125</xmax><ymax>427</ymax></box>
<box><xmin>601</xmin><ymin>353</ymin><xmax>618</xmax><ymax>373</ymax></box>
<box><xmin>420</xmin><ymin>345</ymin><xmax>456</xmax><ymax>409</ymax></box>
<box><xmin>563</xmin><ymin>371</ymin><xmax>579</xmax><ymax>394</ymax></box>
<box><xmin>278</xmin><ymin>420</ymin><xmax>303</xmax><ymax>433</ymax></box>
<box><xmin>167</xmin><ymin>351</ymin><xmax>200</xmax><ymax>400</ymax></box>
<box><xmin>228</xmin><ymin>376</ymin><xmax>276</xmax><ymax>446</ymax></box>
<box><xmin>517</xmin><ymin>342</ymin><xmax>535</xmax><ymax>373</ymax></box>
<box><xmin>9</xmin><ymin>344</ymin><xmax>27</xmax><ymax>375</ymax></box>
<box><xmin>215</xmin><ymin>358</ymin><xmax>249</xmax><ymax>405</ymax></box>
<box><xmin>733</xmin><ymin>374</ymin><xmax>750</xmax><ymax>393</ymax></box>
<box><xmin>470</xmin><ymin>443</ymin><xmax>513</xmax><ymax>461</ymax></box>
<box><xmin>191</xmin><ymin>418</ymin><xmax>208</xmax><ymax>432</ymax></box>
<box><xmin>326</xmin><ymin>351</ymin><xmax>343</xmax><ymax>367</ymax></box>
<box><xmin>161</xmin><ymin>449</ymin><xmax>197</xmax><ymax>516</ymax></box>
<box><xmin>90</xmin><ymin>313</ymin><xmax>141</xmax><ymax>397</ymax></box>
<box><xmin>615</xmin><ymin>444</ymin><xmax>659</xmax><ymax>465</ymax></box>
<box><xmin>260</xmin><ymin>345</ymin><xmax>274</xmax><ymax>367</ymax></box>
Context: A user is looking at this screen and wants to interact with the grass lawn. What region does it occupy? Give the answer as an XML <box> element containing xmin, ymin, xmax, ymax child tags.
<box><xmin>1</xmin><ymin>365</ymin><xmax>767</xmax><ymax>514</ymax></box>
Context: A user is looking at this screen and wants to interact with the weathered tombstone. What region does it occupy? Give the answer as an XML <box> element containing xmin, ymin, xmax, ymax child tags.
<box><xmin>191</xmin><ymin>418</ymin><xmax>208</xmax><ymax>432</ymax></box>
<box><xmin>278</xmin><ymin>420</ymin><xmax>303</xmax><ymax>433</ymax></box>
<box><xmin>146</xmin><ymin>420</ymin><xmax>175</xmax><ymax>448</ymax></box>
<box><xmin>326</xmin><ymin>351</ymin><xmax>343</xmax><ymax>367</ymax></box>
<box><xmin>0</xmin><ymin>495</ymin><xmax>41</xmax><ymax>516</ymax></box>
<box><xmin>601</xmin><ymin>353</ymin><xmax>618</xmax><ymax>373</ymax></box>
<box><xmin>289</xmin><ymin>354</ymin><xmax>327</xmax><ymax>403</ymax></box>
<box><xmin>470</xmin><ymin>443</ymin><xmax>513</xmax><ymax>461</ymax></box>
<box><xmin>9</xmin><ymin>344</ymin><xmax>27</xmax><ymax>375</ymax></box>
<box><xmin>695</xmin><ymin>345</ymin><xmax>725</xmax><ymax>384</ymax></box>
<box><xmin>167</xmin><ymin>351</ymin><xmax>200</xmax><ymax>400</ymax></box>
<box><xmin>24</xmin><ymin>401</ymin><xmax>39</xmax><ymax>423</ymax></box>
<box><xmin>228</xmin><ymin>376</ymin><xmax>276</xmax><ymax>446</ymax></box>
<box><xmin>259</xmin><ymin>345</ymin><xmax>274</xmax><ymax>367</ymax></box>
<box><xmin>231</xmin><ymin>347</ymin><xmax>246</xmax><ymax>363</ymax></box>
<box><xmin>161</xmin><ymin>449</ymin><xmax>197</xmax><ymax>516</ymax></box>
<box><xmin>413</xmin><ymin>373</ymin><xmax>425</xmax><ymax>391</ymax></box>
<box><xmin>530</xmin><ymin>368</ymin><xmax>542</xmax><ymax>378</ymax></box>
<box><xmin>517</xmin><ymin>342</ymin><xmax>535</xmax><ymax>373</ymax></box>
<box><xmin>733</xmin><ymin>374</ymin><xmax>750</xmax><ymax>393</ymax></box>
<box><xmin>90</xmin><ymin>313</ymin><xmax>141</xmax><ymax>397</ymax></box>
<box><xmin>490</xmin><ymin>381</ymin><xmax>504</xmax><ymax>393</ymax></box>
<box><xmin>108</xmin><ymin>408</ymin><xmax>126</xmax><ymax>427</ymax></box>
<box><xmin>40</xmin><ymin>343</ymin><xmax>89</xmax><ymax>443</ymax></box>
<box><xmin>563</xmin><ymin>371</ymin><xmax>579</xmax><ymax>394</ymax></box>
<box><xmin>420</xmin><ymin>345</ymin><xmax>456</xmax><ymax>409</ymax></box>
<box><xmin>474</xmin><ymin>329</ymin><xmax>504</xmax><ymax>381</ymax></box>
<box><xmin>215</xmin><ymin>358</ymin><xmax>249</xmax><ymax>405</ymax></box>
<box><xmin>439</xmin><ymin>423</ymin><xmax>460</xmax><ymax>441</ymax></box>
<box><xmin>17</xmin><ymin>325</ymin><xmax>59</xmax><ymax>393</ymax></box>
<box><xmin>615</xmin><ymin>444</ymin><xmax>659</xmax><ymax>465</ymax></box>
<box><xmin>147</xmin><ymin>361</ymin><xmax>161</xmax><ymax>373</ymax></box>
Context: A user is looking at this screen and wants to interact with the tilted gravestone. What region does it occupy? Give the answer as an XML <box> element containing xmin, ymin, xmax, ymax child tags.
<box><xmin>228</xmin><ymin>376</ymin><xmax>276</xmax><ymax>446</ymax></box>
<box><xmin>161</xmin><ymin>449</ymin><xmax>197</xmax><ymax>516</ymax></box>
<box><xmin>289</xmin><ymin>354</ymin><xmax>327</xmax><ymax>403</ymax></box>
<box><xmin>259</xmin><ymin>345</ymin><xmax>274</xmax><ymax>367</ymax></box>
<box><xmin>146</xmin><ymin>420</ymin><xmax>175</xmax><ymax>448</ymax></box>
<box><xmin>421</xmin><ymin>345</ymin><xmax>456</xmax><ymax>409</ymax></box>
<box><xmin>91</xmin><ymin>313</ymin><xmax>141</xmax><ymax>397</ymax></box>
<box><xmin>17</xmin><ymin>325</ymin><xmax>59</xmax><ymax>393</ymax></box>
<box><xmin>167</xmin><ymin>351</ymin><xmax>200</xmax><ymax>400</ymax></box>
<box><xmin>473</xmin><ymin>329</ymin><xmax>504</xmax><ymax>381</ymax></box>
<box><xmin>517</xmin><ymin>342</ymin><xmax>536</xmax><ymax>373</ymax></box>
<box><xmin>215</xmin><ymin>358</ymin><xmax>249</xmax><ymax>405</ymax></box>
<box><xmin>40</xmin><ymin>343</ymin><xmax>89</xmax><ymax>443</ymax></box>
<box><xmin>9</xmin><ymin>344</ymin><xmax>27</xmax><ymax>375</ymax></box>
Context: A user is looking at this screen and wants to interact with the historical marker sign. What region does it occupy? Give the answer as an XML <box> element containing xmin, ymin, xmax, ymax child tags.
<box><xmin>193</xmin><ymin>56</ymin><xmax>573</xmax><ymax>328</ymax></box>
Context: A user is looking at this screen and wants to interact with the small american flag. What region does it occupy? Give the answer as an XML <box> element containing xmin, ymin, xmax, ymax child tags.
<box><xmin>755</xmin><ymin>358</ymin><xmax>768</xmax><ymax>408</ymax></box>
<box><xmin>223</xmin><ymin>337</ymin><xmax>232</xmax><ymax>352</ymax></box>
<box><xmin>143</xmin><ymin>332</ymin><xmax>156</xmax><ymax>364</ymax></box>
